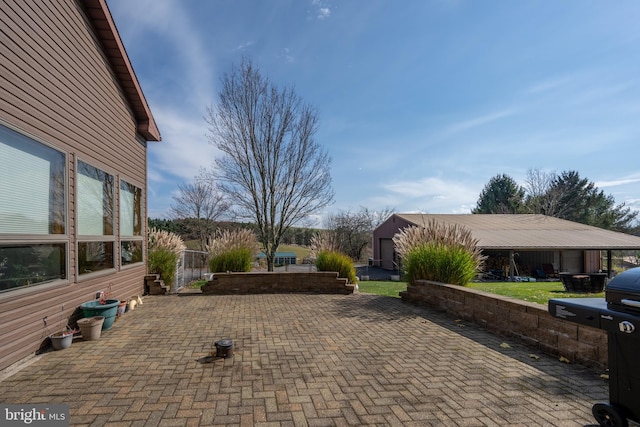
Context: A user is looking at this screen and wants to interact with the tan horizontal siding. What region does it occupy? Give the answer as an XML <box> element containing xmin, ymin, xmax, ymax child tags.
<box><xmin>0</xmin><ymin>0</ymin><xmax>150</xmax><ymax>371</ymax></box>
<box><xmin>0</xmin><ymin>0</ymin><xmax>146</xmax><ymax>181</ymax></box>
<box><xmin>0</xmin><ymin>266</ymin><xmax>146</xmax><ymax>370</ymax></box>
<box><xmin>0</xmin><ymin>4</ymin><xmax>130</xmax><ymax>142</ymax></box>
<box><xmin>15</xmin><ymin>1</ymin><xmax>136</xmax><ymax>135</ymax></box>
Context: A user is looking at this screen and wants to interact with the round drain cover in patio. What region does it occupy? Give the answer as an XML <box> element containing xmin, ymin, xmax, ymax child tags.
<box><xmin>214</xmin><ymin>338</ymin><xmax>234</xmax><ymax>358</ymax></box>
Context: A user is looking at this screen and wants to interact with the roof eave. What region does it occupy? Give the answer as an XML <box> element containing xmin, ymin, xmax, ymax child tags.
<box><xmin>84</xmin><ymin>0</ymin><xmax>161</xmax><ymax>142</ymax></box>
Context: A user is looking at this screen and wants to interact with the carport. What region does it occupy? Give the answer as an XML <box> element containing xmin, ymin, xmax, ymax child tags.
<box><xmin>373</xmin><ymin>214</ymin><xmax>640</xmax><ymax>281</ymax></box>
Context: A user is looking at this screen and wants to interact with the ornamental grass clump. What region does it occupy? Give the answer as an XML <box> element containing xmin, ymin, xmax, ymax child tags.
<box><xmin>209</xmin><ymin>248</ymin><xmax>253</xmax><ymax>273</ymax></box>
<box><xmin>207</xmin><ymin>229</ymin><xmax>258</xmax><ymax>273</ymax></box>
<box><xmin>393</xmin><ymin>219</ymin><xmax>485</xmax><ymax>286</ymax></box>
<box><xmin>148</xmin><ymin>228</ymin><xmax>186</xmax><ymax>286</ymax></box>
<box><xmin>315</xmin><ymin>250</ymin><xmax>357</xmax><ymax>284</ymax></box>
<box><xmin>309</xmin><ymin>230</ymin><xmax>340</xmax><ymax>260</ymax></box>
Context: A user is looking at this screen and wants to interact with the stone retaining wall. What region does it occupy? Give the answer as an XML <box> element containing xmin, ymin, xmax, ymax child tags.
<box><xmin>401</xmin><ymin>280</ymin><xmax>607</xmax><ymax>369</ymax></box>
<box><xmin>201</xmin><ymin>272</ymin><xmax>355</xmax><ymax>295</ymax></box>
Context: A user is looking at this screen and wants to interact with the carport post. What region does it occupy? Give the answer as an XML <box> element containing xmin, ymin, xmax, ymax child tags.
<box><xmin>509</xmin><ymin>250</ymin><xmax>515</xmax><ymax>281</ymax></box>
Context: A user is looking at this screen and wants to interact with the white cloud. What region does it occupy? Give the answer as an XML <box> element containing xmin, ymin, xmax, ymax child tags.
<box><xmin>596</xmin><ymin>176</ymin><xmax>640</xmax><ymax>188</ymax></box>
<box><xmin>311</xmin><ymin>0</ymin><xmax>332</xmax><ymax>20</ymax></box>
<box><xmin>524</xmin><ymin>75</ymin><xmax>575</xmax><ymax>95</ymax></box>
<box><xmin>443</xmin><ymin>109</ymin><xmax>517</xmax><ymax>135</ymax></box>
<box><xmin>381</xmin><ymin>177</ymin><xmax>479</xmax><ymax>213</ymax></box>
<box><xmin>318</xmin><ymin>8</ymin><xmax>331</xmax><ymax>19</ymax></box>
<box><xmin>108</xmin><ymin>0</ymin><xmax>214</xmax><ymax>111</ymax></box>
<box><xmin>279</xmin><ymin>48</ymin><xmax>295</xmax><ymax>63</ymax></box>
<box><xmin>235</xmin><ymin>41</ymin><xmax>255</xmax><ymax>51</ymax></box>
<box><xmin>148</xmin><ymin>106</ymin><xmax>218</xmax><ymax>182</ymax></box>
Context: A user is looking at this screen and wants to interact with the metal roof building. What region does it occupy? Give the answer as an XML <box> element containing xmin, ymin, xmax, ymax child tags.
<box><xmin>373</xmin><ymin>214</ymin><xmax>640</xmax><ymax>278</ymax></box>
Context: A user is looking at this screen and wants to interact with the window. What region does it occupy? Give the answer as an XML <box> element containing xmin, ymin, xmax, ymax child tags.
<box><xmin>0</xmin><ymin>125</ymin><xmax>65</xmax><ymax>235</ymax></box>
<box><xmin>121</xmin><ymin>240</ymin><xmax>143</xmax><ymax>265</ymax></box>
<box><xmin>120</xmin><ymin>179</ymin><xmax>143</xmax><ymax>266</ymax></box>
<box><xmin>0</xmin><ymin>244</ymin><xmax>66</xmax><ymax>291</ymax></box>
<box><xmin>77</xmin><ymin>161</ymin><xmax>114</xmax><ymax>274</ymax></box>
<box><xmin>0</xmin><ymin>124</ymin><xmax>67</xmax><ymax>291</ymax></box>
<box><xmin>120</xmin><ymin>180</ymin><xmax>141</xmax><ymax>236</ymax></box>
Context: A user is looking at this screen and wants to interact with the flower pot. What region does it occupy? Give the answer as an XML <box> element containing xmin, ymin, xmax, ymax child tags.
<box><xmin>80</xmin><ymin>299</ymin><xmax>119</xmax><ymax>330</ymax></box>
<box><xmin>49</xmin><ymin>331</ymin><xmax>73</xmax><ymax>350</ymax></box>
<box><xmin>77</xmin><ymin>316</ymin><xmax>105</xmax><ymax>340</ymax></box>
<box><xmin>117</xmin><ymin>300</ymin><xmax>127</xmax><ymax>317</ymax></box>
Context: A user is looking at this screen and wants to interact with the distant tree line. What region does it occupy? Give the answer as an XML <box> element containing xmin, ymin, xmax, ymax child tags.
<box><xmin>148</xmin><ymin>205</ymin><xmax>396</xmax><ymax>261</ymax></box>
<box><xmin>148</xmin><ymin>218</ymin><xmax>318</xmax><ymax>249</ymax></box>
<box><xmin>473</xmin><ymin>169</ymin><xmax>639</xmax><ymax>234</ymax></box>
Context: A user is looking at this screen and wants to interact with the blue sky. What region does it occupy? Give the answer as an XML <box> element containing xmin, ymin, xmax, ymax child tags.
<box><xmin>107</xmin><ymin>0</ymin><xmax>640</xmax><ymax>224</ymax></box>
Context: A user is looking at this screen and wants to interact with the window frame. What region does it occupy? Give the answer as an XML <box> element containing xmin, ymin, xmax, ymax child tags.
<box><xmin>119</xmin><ymin>178</ymin><xmax>144</xmax><ymax>269</ymax></box>
<box><xmin>76</xmin><ymin>159</ymin><xmax>116</xmax><ymax>278</ymax></box>
<box><xmin>0</xmin><ymin>122</ymin><xmax>70</xmax><ymax>293</ymax></box>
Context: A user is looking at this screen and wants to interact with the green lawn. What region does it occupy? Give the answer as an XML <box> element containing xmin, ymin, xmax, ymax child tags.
<box><xmin>358</xmin><ymin>280</ymin><xmax>407</xmax><ymax>298</ymax></box>
<box><xmin>467</xmin><ymin>281</ymin><xmax>604</xmax><ymax>305</ymax></box>
<box><xmin>357</xmin><ymin>279</ymin><xmax>604</xmax><ymax>304</ymax></box>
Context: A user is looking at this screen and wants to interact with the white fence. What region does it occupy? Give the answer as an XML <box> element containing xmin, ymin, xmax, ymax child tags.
<box><xmin>173</xmin><ymin>250</ymin><xmax>209</xmax><ymax>292</ymax></box>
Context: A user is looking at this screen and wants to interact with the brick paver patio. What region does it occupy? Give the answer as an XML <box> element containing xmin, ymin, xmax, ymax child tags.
<box><xmin>0</xmin><ymin>293</ymin><xmax>612</xmax><ymax>426</ymax></box>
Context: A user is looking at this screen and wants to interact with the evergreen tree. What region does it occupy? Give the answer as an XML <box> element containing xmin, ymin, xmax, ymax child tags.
<box><xmin>473</xmin><ymin>174</ymin><xmax>525</xmax><ymax>214</ymax></box>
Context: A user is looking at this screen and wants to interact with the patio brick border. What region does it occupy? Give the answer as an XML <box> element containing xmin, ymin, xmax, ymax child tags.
<box><xmin>401</xmin><ymin>280</ymin><xmax>608</xmax><ymax>369</ymax></box>
<box><xmin>200</xmin><ymin>272</ymin><xmax>355</xmax><ymax>295</ymax></box>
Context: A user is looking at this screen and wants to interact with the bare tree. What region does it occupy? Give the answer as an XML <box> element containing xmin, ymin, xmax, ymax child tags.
<box><xmin>323</xmin><ymin>206</ymin><xmax>396</xmax><ymax>261</ymax></box>
<box><xmin>523</xmin><ymin>168</ymin><xmax>560</xmax><ymax>215</ymax></box>
<box><xmin>205</xmin><ymin>58</ymin><xmax>334</xmax><ymax>270</ymax></box>
<box><xmin>368</xmin><ymin>206</ymin><xmax>396</xmax><ymax>229</ymax></box>
<box><xmin>170</xmin><ymin>173</ymin><xmax>229</xmax><ymax>251</ymax></box>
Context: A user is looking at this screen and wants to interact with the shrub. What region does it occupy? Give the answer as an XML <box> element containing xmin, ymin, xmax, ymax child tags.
<box><xmin>206</xmin><ymin>229</ymin><xmax>258</xmax><ymax>273</ymax></box>
<box><xmin>148</xmin><ymin>228</ymin><xmax>185</xmax><ymax>286</ymax></box>
<box><xmin>315</xmin><ymin>250</ymin><xmax>357</xmax><ymax>283</ymax></box>
<box><xmin>148</xmin><ymin>227</ymin><xmax>186</xmax><ymax>254</ymax></box>
<box><xmin>206</xmin><ymin>229</ymin><xmax>259</xmax><ymax>257</ymax></box>
<box><xmin>148</xmin><ymin>248</ymin><xmax>179</xmax><ymax>286</ymax></box>
<box><xmin>403</xmin><ymin>243</ymin><xmax>478</xmax><ymax>286</ymax></box>
<box><xmin>209</xmin><ymin>247</ymin><xmax>253</xmax><ymax>273</ymax></box>
<box><xmin>393</xmin><ymin>218</ymin><xmax>485</xmax><ymax>286</ymax></box>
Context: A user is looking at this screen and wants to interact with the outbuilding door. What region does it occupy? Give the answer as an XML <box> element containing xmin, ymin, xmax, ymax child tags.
<box><xmin>380</xmin><ymin>239</ymin><xmax>395</xmax><ymax>270</ymax></box>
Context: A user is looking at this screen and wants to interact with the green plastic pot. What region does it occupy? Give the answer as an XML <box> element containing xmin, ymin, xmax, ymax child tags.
<box><xmin>80</xmin><ymin>299</ymin><xmax>119</xmax><ymax>330</ymax></box>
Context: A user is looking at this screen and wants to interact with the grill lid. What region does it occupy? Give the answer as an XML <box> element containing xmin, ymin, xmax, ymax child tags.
<box><xmin>606</xmin><ymin>267</ymin><xmax>640</xmax><ymax>312</ymax></box>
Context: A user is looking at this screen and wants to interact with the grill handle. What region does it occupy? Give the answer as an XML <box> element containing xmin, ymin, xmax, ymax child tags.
<box><xmin>621</xmin><ymin>299</ymin><xmax>640</xmax><ymax>308</ymax></box>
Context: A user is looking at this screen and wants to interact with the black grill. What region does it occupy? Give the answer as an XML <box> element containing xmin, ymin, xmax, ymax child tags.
<box><xmin>549</xmin><ymin>267</ymin><xmax>640</xmax><ymax>427</ymax></box>
<box><xmin>606</xmin><ymin>268</ymin><xmax>640</xmax><ymax>316</ymax></box>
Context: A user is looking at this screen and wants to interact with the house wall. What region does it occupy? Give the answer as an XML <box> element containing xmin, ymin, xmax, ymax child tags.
<box><xmin>0</xmin><ymin>0</ymin><xmax>148</xmax><ymax>370</ymax></box>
